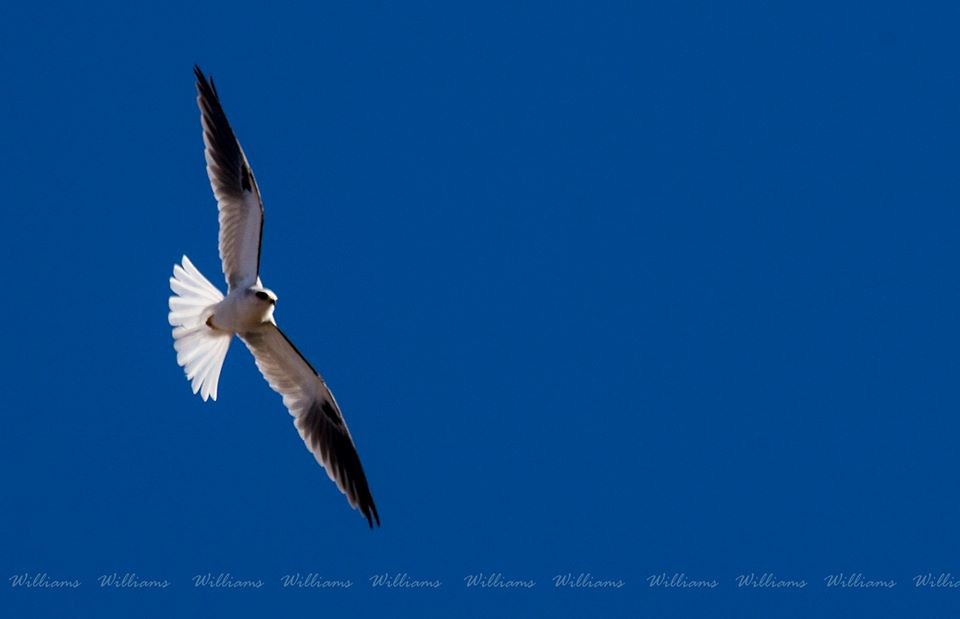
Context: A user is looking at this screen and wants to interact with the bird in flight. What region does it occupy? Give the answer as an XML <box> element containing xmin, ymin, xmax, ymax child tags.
<box><xmin>168</xmin><ymin>66</ymin><xmax>380</xmax><ymax>528</ymax></box>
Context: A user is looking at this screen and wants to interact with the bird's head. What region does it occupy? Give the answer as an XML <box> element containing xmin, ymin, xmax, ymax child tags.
<box><xmin>251</xmin><ymin>287</ymin><xmax>278</xmax><ymax>306</ymax></box>
<box><xmin>249</xmin><ymin>286</ymin><xmax>277</xmax><ymax>322</ymax></box>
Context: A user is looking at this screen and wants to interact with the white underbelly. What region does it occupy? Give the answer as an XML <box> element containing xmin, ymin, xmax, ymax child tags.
<box><xmin>211</xmin><ymin>292</ymin><xmax>270</xmax><ymax>332</ymax></box>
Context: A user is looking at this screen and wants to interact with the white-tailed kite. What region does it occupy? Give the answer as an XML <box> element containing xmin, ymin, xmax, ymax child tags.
<box><xmin>168</xmin><ymin>66</ymin><xmax>380</xmax><ymax>528</ymax></box>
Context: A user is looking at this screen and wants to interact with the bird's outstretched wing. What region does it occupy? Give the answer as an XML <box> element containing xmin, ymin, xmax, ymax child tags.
<box><xmin>194</xmin><ymin>66</ymin><xmax>263</xmax><ymax>291</ymax></box>
<box><xmin>240</xmin><ymin>323</ymin><xmax>380</xmax><ymax>527</ymax></box>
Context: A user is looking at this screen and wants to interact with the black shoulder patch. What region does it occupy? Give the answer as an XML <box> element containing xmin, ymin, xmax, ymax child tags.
<box><xmin>241</xmin><ymin>164</ymin><xmax>253</xmax><ymax>192</ymax></box>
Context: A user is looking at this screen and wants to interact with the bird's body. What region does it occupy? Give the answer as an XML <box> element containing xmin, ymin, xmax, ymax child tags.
<box><xmin>168</xmin><ymin>66</ymin><xmax>380</xmax><ymax>528</ymax></box>
<box><xmin>208</xmin><ymin>286</ymin><xmax>277</xmax><ymax>333</ymax></box>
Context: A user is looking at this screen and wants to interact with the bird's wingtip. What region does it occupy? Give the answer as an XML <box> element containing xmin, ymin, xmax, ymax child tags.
<box><xmin>366</xmin><ymin>504</ymin><xmax>381</xmax><ymax>529</ymax></box>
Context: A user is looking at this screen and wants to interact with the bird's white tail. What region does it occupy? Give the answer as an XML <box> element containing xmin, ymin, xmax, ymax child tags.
<box><xmin>168</xmin><ymin>256</ymin><xmax>231</xmax><ymax>401</ymax></box>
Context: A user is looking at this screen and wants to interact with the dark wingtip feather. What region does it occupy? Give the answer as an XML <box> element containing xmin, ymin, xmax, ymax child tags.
<box><xmin>193</xmin><ymin>65</ymin><xmax>219</xmax><ymax>103</ymax></box>
<box><xmin>369</xmin><ymin>502</ymin><xmax>381</xmax><ymax>528</ymax></box>
<box><xmin>299</xmin><ymin>397</ymin><xmax>381</xmax><ymax>530</ymax></box>
<box><xmin>363</xmin><ymin>491</ymin><xmax>380</xmax><ymax>528</ymax></box>
<box><xmin>193</xmin><ymin>65</ymin><xmax>249</xmax><ymax>196</ymax></box>
<box><xmin>363</xmin><ymin>497</ymin><xmax>381</xmax><ymax>529</ymax></box>
<box><xmin>193</xmin><ymin>65</ymin><xmax>212</xmax><ymax>95</ymax></box>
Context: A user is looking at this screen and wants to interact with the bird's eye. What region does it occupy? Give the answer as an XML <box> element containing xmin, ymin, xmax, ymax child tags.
<box><xmin>255</xmin><ymin>291</ymin><xmax>269</xmax><ymax>300</ymax></box>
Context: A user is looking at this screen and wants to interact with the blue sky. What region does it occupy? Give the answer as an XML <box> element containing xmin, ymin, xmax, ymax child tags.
<box><xmin>2</xmin><ymin>1</ymin><xmax>959</xmax><ymax>616</ymax></box>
